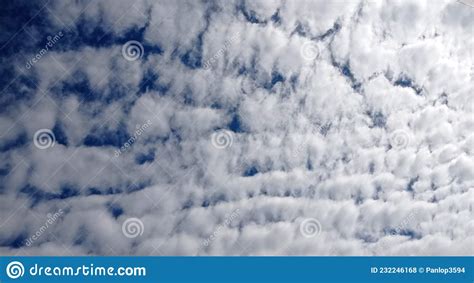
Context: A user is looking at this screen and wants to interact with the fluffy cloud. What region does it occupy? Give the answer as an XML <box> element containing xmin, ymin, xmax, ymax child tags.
<box><xmin>0</xmin><ymin>0</ymin><xmax>472</xmax><ymax>256</ymax></box>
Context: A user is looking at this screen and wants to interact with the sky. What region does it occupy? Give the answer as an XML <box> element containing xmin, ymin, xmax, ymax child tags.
<box><xmin>0</xmin><ymin>0</ymin><xmax>473</xmax><ymax>256</ymax></box>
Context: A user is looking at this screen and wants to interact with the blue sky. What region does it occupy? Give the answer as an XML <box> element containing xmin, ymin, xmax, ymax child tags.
<box><xmin>0</xmin><ymin>0</ymin><xmax>473</xmax><ymax>256</ymax></box>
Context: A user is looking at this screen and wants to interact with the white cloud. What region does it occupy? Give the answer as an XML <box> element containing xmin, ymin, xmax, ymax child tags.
<box><xmin>0</xmin><ymin>0</ymin><xmax>473</xmax><ymax>256</ymax></box>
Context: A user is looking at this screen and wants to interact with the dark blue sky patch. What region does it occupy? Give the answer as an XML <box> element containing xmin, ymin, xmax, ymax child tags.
<box><xmin>0</xmin><ymin>0</ymin><xmax>54</xmax><ymax>56</ymax></box>
<box><xmin>228</xmin><ymin>114</ymin><xmax>244</xmax><ymax>133</ymax></box>
<box><xmin>181</xmin><ymin>40</ymin><xmax>204</xmax><ymax>69</ymax></box>
<box><xmin>356</xmin><ymin>233</ymin><xmax>378</xmax><ymax>244</ymax></box>
<box><xmin>56</xmin><ymin>19</ymin><xmax>156</xmax><ymax>55</ymax></box>
<box><xmin>394</xmin><ymin>75</ymin><xmax>413</xmax><ymax>88</ymax></box>
<box><xmin>406</xmin><ymin>177</ymin><xmax>419</xmax><ymax>193</ymax></box>
<box><xmin>178</xmin><ymin>14</ymin><xmax>209</xmax><ymax>70</ymax></box>
<box><xmin>369</xmin><ymin>162</ymin><xmax>375</xmax><ymax>174</ymax></box>
<box><xmin>19</xmin><ymin>184</ymin><xmax>42</xmax><ymax>205</ymax></box>
<box><xmin>83</xmin><ymin>122</ymin><xmax>130</xmax><ymax>148</ymax></box>
<box><xmin>0</xmin><ymin>233</ymin><xmax>27</xmax><ymax>249</ymax></box>
<box><xmin>55</xmin><ymin>71</ymin><xmax>97</xmax><ymax>102</ymax></box>
<box><xmin>169</xmin><ymin>128</ymin><xmax>183</xmax><ymax>143</ymax></box>
<box><xmin>355</xmin><ymin>194</ymin><xmax>364</xmax><ymax>205</ymax></box>
<box><xmin>384</xmin><ymin>228</ymin><xmax>422</xmax><ymax>240</ymax></box>
<box><xmin>243</xmin><ymin>165</ymin><xmax>258</xmax><ymax>177</ymax></box>
<box><xmin>127</xmin><ymin>182</ymin><xmax>148</xmax><ymax>193</ymax></box>
<box><xmin>142</xmin><ymin>42</ymin><xmax>163</xmax><ymax>58</ymax></box>
<box><xmin>319</xmin><ymin>123</ymin><xmax>332</xmax><ymax>136</ymax></box>
<box><xmin>238</xmin><ymin>3</ymin><xmax>267</xmax><ymax>25</ymax></box>
<box><xmin>86</xmin><ymin>187</ymin><xmax>102</xmax><ymax>196</ymax></box>
<box><xmin>58</xmin><ymin>186</ymin><xmax>79</xmax><ymax>199</ymax></box>
<box><xmin>121</xmin><ymin>26</ymin><xmax>146</xmax><ymax>44</ymax></box>
<box><xmin>292</xmin><ymin>22</ymin><xmax>309</xmax><ymax>37</ymax></box>
<box><xmin>135</xmin><ymin>150</ymin><xmax>155</xmax><ymax>165</ymax></box>
<box><xmin>264</xmin><ymin>71</ymin><xmax>285</xmax><ymax>90</ymax></box>
<box><xmin>233</xmin><ymin>55</ymin><xmax>258</xmax><ymax>81</ymax></box>
<box><xmin>0</xmin><ymin>162</ymin><xmax>11</xmax><ymax>179</ymax></box>
<box><xmin>437</xmin><ymin>93</ymin><xmax>448</xmax><ymax>105</ymax></box>
<box><xmin>200</xmin><ymin>193</ymin><xmax>227</xmax><ymax>208</ymax></box>
<box><xmin>18</xmin><ymin>184</ymin><xmax>79</xmax><ymax>207</ymax></box>
<box><xmin>368</xmin><ymin>111</ymin><xmax>386</xmax><ymax>128</ymax></box>
<box><xmin>330</xmin><ymin>59</ymin><xmax>361</xmax><ymax>92</ymax></box>
<box><xmin>0</xmin><ymin>71</ymin><xmax>38</xmax><ymax>112</ymax></box>
<box><xmin>52</xmin><ymin>122</ymin><xmax>68</xmax><ymax>146</ymax></box>
<box><xmin>137</xmin><ymin>69</ymin><xmax>170</xmax><ymax>97</ymax></box>
<box><xmin>341</xmin><ymin>64</ymin><xmax>356</xmax><ymax>82</ymax></box>
<box><xmin>0</xmin><ymin>132</ymin><xmax>27</xmax><ymax>152</ymax></box>
<box><xmin>85</xmin><ymin>187</ymin><xmax>125</xmax><ymax>195</ymax></box>
<box><xmin>72</xmin><ymin>225</ymin><xmax>87</xmax><ymax>246</ymax></box>
<box><xmin>138</xmin><ymin>70</ymin><xmax>159</xmax><ymax>94</ymax></box>
<box><xmin>107</xmin><ymin>203</ymin><xmax>124</xmax><ymax>219</ymax></box>
<box><xmin>271</xmin><ymin>10</ymin><xmax>281</xmax><ymax>25</ymax></box>
<box><xmin>182</xmin><ymin>87</ymin><xmax>196</xmax><ymax>106</ymax></box>
<box><xmin>201</xmin><ymin>199</ymin><xmax>210</xmax><ymax>208</ymax></box>
<box><xmin>306</xmin><ymin>158</ymin><xmax>313</xmax><ymax>171</ymax></box>
<box><xmin>210</xmin><ymin>101</ymin><xmax>224</xmax><ymax>110</ymax></box>
<box><xmin>394</xmin><ymin>75</ymin><xmax>422</xmax><ymax>95</ymax></box>
<box><xmin>103</xmin><ymin>77</ymin><xmax>135</xmax><ymax>103</ymax></box>
<box><xmin>316</xmin><ymin>21</ymin><xmax>341</xmax><ymax>40</ymax></box>
<box><xmin>289</xmin><ymin>74</ymin><xmax>299</xmax><ymax>91</ymax></box>
<box><xmin>67</xmin><ymin>20</ymin><xmax>117</xmax><ymax>49</ymax></box>
<box><xmin>181</xmin><ymin>199</ymin><xmax>194</xmax><ymax>210</ymax></box>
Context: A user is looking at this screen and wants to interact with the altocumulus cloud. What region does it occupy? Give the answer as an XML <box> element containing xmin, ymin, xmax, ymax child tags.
<box><xmin>0</xmin><ymin>0</ymin><xmax>473</xmax><ymax>256</ymax></box>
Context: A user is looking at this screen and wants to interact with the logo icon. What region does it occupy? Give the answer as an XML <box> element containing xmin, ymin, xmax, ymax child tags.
<box><xmin>122</xmin><ymin>217</ymin><xmax>144</xmax><ymax>238</ymax></box>
<box><xmin>211</xmin><ymin>130</ymin><xmax>234</xmax><ymax>149</ymax></box>
<box><xmin>299</xmin><ymin>218</ymin><xmax>322</xmax><ymax>238</ymax></box>
<box><xmin>33</xmin><ymin>129</ymin><xmax>56</xmax><ymax>149</ymax></box>
<box><xmin>121</xmin><ymin>40</ymin><xmax>144</xmax><ymax>61</ymax></box>
<box><xmin>6</xmin><ymin>261</ymin><xmax>25</xmax><ymax>279</ymax></box>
